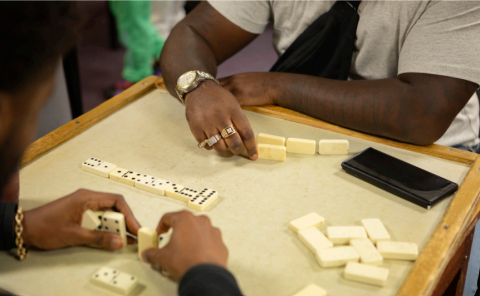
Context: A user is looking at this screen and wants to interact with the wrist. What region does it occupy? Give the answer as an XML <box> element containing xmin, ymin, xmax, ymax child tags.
<box><xmin>21</xmin><ymin>210</ymin><xmax>33</xmax><ymax>247</ymax></box>
<box><xmin>184</xmin><ymin>80</ymin><xmax>221</xmax><ymax>107</ymax></box>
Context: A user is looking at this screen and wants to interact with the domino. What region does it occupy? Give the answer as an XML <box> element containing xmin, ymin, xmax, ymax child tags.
<box><xmin>81</xmin><ymin>209</ymin><xmax>101</xmax><ymax>230</ymax></box>
<box><xmin>318</xmin><ymin>139</ymin><xmax>349</xmax><ymax>155</ymax></box>
<box><xmin>101</xmin><ymin>211</ymin><xmax>127</xmax><ymax>248</ymax></box>
<box><xmin>286</xmin><ymin>138</ymin><xmax>316</xmax><ymax>155</ymax></box>
<box><xmin>350</xmin><ymin>238</ymin><xmax>383</xmax><ymax>265</ymax></box>
<box><xmin>376</xmin><ymin>241</ymin><xmax>418</xmax><ymax>261</ymax></box>
<box><xmin>289</xmin><ymin>212</ymin><xmax>325</xmax><ymax>232</ymax></box>
<box><xmin>188</xmin><ymin>188</ymin><xmax>219</xmax><ymax>211</ymax></box>
<box><xmin>361</xmin><ymin>218</ymin><xmax>391</xmax><ymax>244</ymax></box>
<box><xmin>327</xmin><ymin>226</ymin><xmax>367</xmax><ymax>244</ymax></box>
<box><xmin>165</xmin><ymin>184</ymin><xmax>198</xmax><ymax>202</ymax></box>
<box><xmin>93</xmin><ymin>211</ymin><xmax>105</xmax><ymax>230</ymax></box>
<box><xmin>344</xmin><ymin>262</ymin><xmax>389</xmax><ymax>287</ymax></box>
<box><xmin>316</xmin><ymin>246</ymin><xmax>359</xmax><ymax>267</ymax></box>
<box><xmin>135</xmin><ymin>175</ymin><xmax>171</xmax><ymax>196</ymax></box>
<box><xmin>138</xmin><ymin>227</ymin><xmax>157</xmax><ymax>261</ymax></box>
<box><xmin>91</xmin><ymin>266</ymin><xmax>138</xmax><ymax>295</ymax></box>
<box><xmin>118</xmin><ymin>170</ymin><xmax>142</xmax><ymax>186</ymax></box>
<box><xmin>158</xmin><ymin>228</ymin><xmax>173</xmax><ymax>249</ymax></box>
<box><xmin>298</xmin><ymin>227</ymin><xmax>333</xmax><ymax>253</ymax></box>
<box><xmin>257</xmin><ymin>133</ymin><xmax>286</xmax><ymax>146</ymax></box>
<box><xmin>291</xmin><ymin>284</ymin><xmax>327</xmax><ymax>296</ymax></box>
<box><xmin>258</xmin><ymin>143</ymin><xmax>286</xmax><ymax>161</ymax></box>
<box><xmin>82</xmin><ymin>158</ymin><xmax>117</xmax><ymax>178</ymax></box>
<box><xmin>109</xmin><ymin>168</ymin><xmax>130</xmax><ymax>182</ymax></box>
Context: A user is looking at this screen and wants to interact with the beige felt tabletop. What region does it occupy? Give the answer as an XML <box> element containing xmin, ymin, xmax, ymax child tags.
<box><xmin>0</xmin><ymin>82</ymin><xmax>478</xmax><ymax>296</ymax></box>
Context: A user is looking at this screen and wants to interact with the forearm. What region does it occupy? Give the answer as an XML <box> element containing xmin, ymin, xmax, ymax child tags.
<box><xmin>270</xmin><ymin>73</ymin><xmax>475</xmax><ymax>145</ymax></box>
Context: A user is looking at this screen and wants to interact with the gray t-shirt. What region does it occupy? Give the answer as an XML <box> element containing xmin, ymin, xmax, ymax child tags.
<box><xmin>209</xmin><ymin>1</ymin><xmax>480</xmax><ymax>147</ymax></box>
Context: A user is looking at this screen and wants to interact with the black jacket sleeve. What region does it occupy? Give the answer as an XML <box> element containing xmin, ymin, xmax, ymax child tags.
<box><xmin>0</xmin><ymin>201</ymin><xmax>17</xmax><ymax>250</ymax></box>
<box><xmin>179</xmin><ymin>264</ymin><xmax>243</xmax><ymax>296</ymax></box>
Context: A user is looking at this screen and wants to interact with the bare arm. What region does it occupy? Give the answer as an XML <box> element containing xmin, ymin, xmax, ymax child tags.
<box><xmin>160</xmin><ymin>2</ymin><xmax>261</xmax><ymax>158</ymax></box>
<box><xmin>221</xmin><ymin>72</ymin><xmax>478</xmax><ymax>145</ymax></box>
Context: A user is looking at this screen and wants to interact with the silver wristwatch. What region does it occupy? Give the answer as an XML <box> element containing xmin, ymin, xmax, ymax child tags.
<box><xmin>175</xmin><ymin>70</ymin><xmax>219</xmax><ymax>104</ymax></box>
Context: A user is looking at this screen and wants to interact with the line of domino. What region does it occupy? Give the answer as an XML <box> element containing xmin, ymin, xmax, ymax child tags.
<box><xmin>82</xmin><ymin>157</ymin><xmax>218</xmax><ymax>211</ymax></box>
<box><xmin>256</xmin><ymin>133</ymin><xmax>349</xmax><ymax>161</ymax></box>
<box><xmin>288</xmin><ymin>214</ymin><xmax>419</xmax><ymax>289</ymax></box>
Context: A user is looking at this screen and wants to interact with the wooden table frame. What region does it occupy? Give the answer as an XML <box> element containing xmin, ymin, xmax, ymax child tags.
<box><xmin>21</xmin><ymin>76</ymin><xmax>480</xmax><ymax>296</ymax></box>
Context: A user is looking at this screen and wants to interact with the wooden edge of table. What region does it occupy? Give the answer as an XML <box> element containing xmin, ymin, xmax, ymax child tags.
<box><xmin>20</xmin><ymin>75</ymin><xmax>159</xmax><ymax>167</ymax></box>
<box><xmin>397</xmin><ymin>156</ymin><xmax>480</xmax><ymax>296</ymax></box>
<box><xmin>155</xmin><ymin>78</ymin><xmax>476</xmax><ymax>165</ymax></box>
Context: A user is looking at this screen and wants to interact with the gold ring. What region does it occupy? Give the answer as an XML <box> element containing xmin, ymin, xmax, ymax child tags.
<box><xmin>221</xmin><ymin>125</ymin><xmax>236</xmax><ymax>138</ymax></box>
<box><xmin>198</xmin><ymin>140</ymin><xmax>208</xmax><ymax>148</ymax></box>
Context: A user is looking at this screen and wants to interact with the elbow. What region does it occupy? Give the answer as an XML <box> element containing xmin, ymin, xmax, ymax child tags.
<box><xmin>388</xmin><ymin>114</ymin><xmax>450</xmax><ymax>146</ymax></box>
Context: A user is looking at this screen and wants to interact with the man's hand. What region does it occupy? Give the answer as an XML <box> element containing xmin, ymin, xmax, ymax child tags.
<box><xmin>220</xmin><ymin>73</ymin><xmax>277</xmax><ymax>107</ymax></box>
<box><xmin>22</xmin><ymin>189</ymin><xmax>141</xmax><ymax>250</ymax></box>
<box><xmin>185</xmin><ymin>80</ymin><xmax>258</xmax><ymax>159</ymax></box>
<box><xmin>142</xmin><ymin>211</ymin><xmax>228</xmax><ymax>282</ymax></box>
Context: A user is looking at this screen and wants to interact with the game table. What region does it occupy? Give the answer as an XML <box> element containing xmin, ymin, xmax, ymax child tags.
<box><xmin>0</xmin><ymin>76</ymin><xmax>479</xmax><ymax>296</ymax></box>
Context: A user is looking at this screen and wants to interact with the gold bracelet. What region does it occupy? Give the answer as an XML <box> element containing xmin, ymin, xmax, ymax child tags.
<box><xmin>15</xmin><ymin>207</ymin><xmax>28</xmax><ymax>261</ymax></box>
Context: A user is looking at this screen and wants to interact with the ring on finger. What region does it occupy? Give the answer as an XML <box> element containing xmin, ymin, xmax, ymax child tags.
<box><xmin>161</xmin><ymin>268</ymin><xmax>170</xmax><ymax>277</ymax></box>
<box><xmin>198</xmin><ymin>140</ymin><xmax>208</xmax><ymax>148</ymax></box>
<box><xmin>206</xmin><ymin>134</ymin><xmax>222</xmax><ymax>147</ymax></box>
<box><xmin>221</xmin><ymin>125</ymin><xmax>237</xmax><ymax>138</ymax></box>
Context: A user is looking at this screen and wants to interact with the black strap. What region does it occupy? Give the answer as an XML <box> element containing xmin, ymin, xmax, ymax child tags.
<box><xmin>0</xmin><ymin>201</ymin><xmax>17</xmax><ymax>250</ymax></box>
<box><xmin>270</xmin><ymin>1</ymin><xmax>361</xmax><ymax>80</ymax></box>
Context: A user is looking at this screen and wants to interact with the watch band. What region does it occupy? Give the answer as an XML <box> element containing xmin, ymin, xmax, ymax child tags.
<box><xmin>175</xmin><ymin>71</ymin><xmax>219</xmax><ymax>105</ymax></box>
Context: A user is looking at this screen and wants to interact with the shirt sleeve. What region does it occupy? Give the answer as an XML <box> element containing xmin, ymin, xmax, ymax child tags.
<box><xmin>398</xmin><ymin>1</ymin><xmax>480</xmax><ymax>86</ymax></box>
<box><xmin>208</xmin><ymin>1</ymin><xmax>271</xmax><ymax>34</ymax></box>
<box><xmin>0</xmin><ymin>201</ymin><xmax>17</xmax><ymax>250</ymax></box>
<box><xmin>179</xmin><ymin>264</ymin><xmax>243</xmax><ymax>296</ymax></box>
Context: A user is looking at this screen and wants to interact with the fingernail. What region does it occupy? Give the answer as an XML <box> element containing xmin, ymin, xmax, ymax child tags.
<box><xmin>110</xmin><ymin>237</ymin><xmax>122</xmax><ymax>249</ymax></box>
<box><xmin>250</xmin><ymin>154</ymin><xmax>258</xmax><ymax>161</ymax></box>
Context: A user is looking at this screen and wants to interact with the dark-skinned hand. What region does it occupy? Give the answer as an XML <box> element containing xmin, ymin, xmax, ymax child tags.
<box><xmin>219</xmin><ymin>73</ymin><xmax>277</xmax><ymax>107</ymax></box>
<box><xmin>22</xmin><ymin>189</ymin><xmax>141</xmax><ymax>250</ymax></box>
<box><xmin>184</xmin><ymin>80</ymin><xmax>258</xmax><ymax>159</ymax></box>
<box><xmin>142</xmin><ymin>211</ymin><xmax>228</xmax><ymax>282</ymax></box>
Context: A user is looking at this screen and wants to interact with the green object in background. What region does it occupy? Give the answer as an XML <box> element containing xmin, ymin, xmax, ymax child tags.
<box><xmin>109</xmin><ymin>1</ymin><xmax>164</xmax><ymax>83</ymax></box>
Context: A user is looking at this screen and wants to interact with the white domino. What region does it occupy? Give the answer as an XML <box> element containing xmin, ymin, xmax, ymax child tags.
<box><xmin>291</xmin><ymin>284</ymin><xmax>327</xmax><ymax>296</ymax></box>
<box><xmin>257</xmin><ymin>133</ymin><xmax>286</xmax><ymax>146</ymax></box>
<box><xmin>376</xmin><ymin>241</ymin><xmax>418</xmax><ymax>261</ymax></box>
<box><xmin>82</xmin><ymin>158</ymin><xmax>117</xmax><ymax>178</ymax></box>
<box><xmin>327</xmin><ymin>226</ymin><xmax>367</xmax><ymax>244</ymax></box>
<box><xmin>101</xmin><ymin>211</ymin><xmax>127</xmax><ymax>248</ymax></box>
<box><xmin>286</xmin><ymin>138</ymin><xmax>316</xmax><ymax>155</ymax></box>
<box><xmin>138</xmin><ymin>227</ymin><xmax>157</xmax><ymax>261</ymax></box>
<box><xmin>188</xmin><ymin>188</ymin><xmax>219</xmax><ymax>211</ymax></box>
<box><xmin>289</xmin><ymin>212</ymin><xmax>325</xmax><ymax>232</ymax></box>
<box><xmin>318</xmin><ymin>139</ymin><xmax>349</xmax><ymax>155</ymax></box>
<box><xmin>158</xmin><ymin>228</ymin><xmax>173</xmax><ymax>249</ymax></box>
<box><xmin>344</xmin><ymin>262</ymin><xmax>389</xmax><ymax>287</ymax></box>
<box><xmin>258</xmin><ymin>143</ymin><xmax>286</xmax><ymax>161</ymax></box>
<box><xmin>135</xmin><ymin>175</ymin><xmax>172</xmax><ymax>196</ymax></box>
<box><xmin>91</xmin><ymin>266</ymin><xmax>138</xmax><ymax>295</ymax></box>
<box><xmin>361</xmin><ymin>218</ymin><xmax>390</xmax><ymax>244</ymax></box>
<box><xmin>118</xmin><ymin>170</ymin><xmax>142</xmax><ymax>186</ymax></box>
<box><xmin>109</xmin><ymin>168</ymin><xmax>130</xmax><ymax>182</ymax></box>
<box><xmin>298</xmin><ymin>227</ymin><xmax>333</xmax><ymax>253</ymax></box>
<box><xmin>165</xmin><ymin>183</ymin><xmax>199</xmax><ymax>202</ymax></box>
<box><xmin>81</xmin><ymin>209</ymin><xmax>101</xmax><ymax>230</ymax></box>
<box><xmin>350</xmin><ymin>238</ymin><xmax>383</xmax><ymax>265</ymax></box>
<box><xmin>316</xmin><ymin>246</ymin><xmax>359</xmax><ymax>267</ymax></box>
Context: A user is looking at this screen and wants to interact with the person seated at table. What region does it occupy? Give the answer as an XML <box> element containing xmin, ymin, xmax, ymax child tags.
<box><xmin>159</xmin><ymin>1</ymin><xmax>480</xmax><ymax>159</ymax></box>
<box><xmin>0</xmin><ymin>3</ymin><xmax>242</xmax><ymax>295</ymax></box>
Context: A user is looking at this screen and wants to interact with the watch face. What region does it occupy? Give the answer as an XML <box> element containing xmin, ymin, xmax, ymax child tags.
<box><xmin>177</xmin><ymin>71</ymin><xmax>197</xmax><ymax>89</ymax></box>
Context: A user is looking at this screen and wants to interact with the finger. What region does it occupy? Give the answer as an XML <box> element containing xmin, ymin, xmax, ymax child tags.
<box><xmin>74</xmin><ymin>228</ymin><xmax>124</xmax><ymax>250</ymax></box>
<box><xmin>220</xmin><ymin>123</ymin><xmax>245</xmax><ymax>155</ymax></box>
<box><xmin>205</xmin><ymin>129</ymin><xmax>227</xmax><ymax>152</ymax></box>
<box><xmin>142</xmin><ymin>247</ymin><xmax>167</xmax><ymax>266</ymax></box>
<box><xmin>89</xmin><ymin>193</ymin><xmax>141</xmax><ymax>235</ymax></box>
<box><xmin>155</xmin><ymin>210</ymin><xmax>192</xmax><ymax>234</ymax></box>
<box><xmin>232</xmin><ymin>111</ymin><xmax>257</xmax><ymax>160</ymax></box>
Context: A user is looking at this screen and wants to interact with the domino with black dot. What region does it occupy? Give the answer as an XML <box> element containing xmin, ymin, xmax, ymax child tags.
<box><xmin>188</xmin><ymin>188</ymin><xmax>218</xmax><ymax>211</ymax></box>
<box><xmin>101</xmin><ymin>211</ymin><xmax>127</xmax><ymax>248</ymax></box>
<box><xmin>82</xmin><ymin>158</ymin><xmax>117</xmax><ymax>178</ymax></box>
<box><xmin>91</xmin><ymin>266</ymin><xmax>138</xmax><ymax>295</ymax></box>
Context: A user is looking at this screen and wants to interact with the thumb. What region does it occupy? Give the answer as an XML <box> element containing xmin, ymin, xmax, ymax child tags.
<box><xmin>76</xmin><ymin>228</ymin><xmax>124</xmax><ymax>250</ymax></box>
<box><xmin>142</xmin><ymin>247</ymin><xmax>167</xmax><ymax>266</ymax></box>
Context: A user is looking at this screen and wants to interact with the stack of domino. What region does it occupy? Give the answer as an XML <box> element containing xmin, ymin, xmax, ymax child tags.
<box><xmin>250</xmin><ymin>133</ymin><xmax>350</xmax><ymax>162</ymax></box>
<box><xmin>82</xmin><ymin>157</ymin><xmax>218</xmax><ymax>211</ymax></box>
<box><xmin>288</xmin><ymin>214</ymin><xmax>418</xmax><ymax>293</ymax></box>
